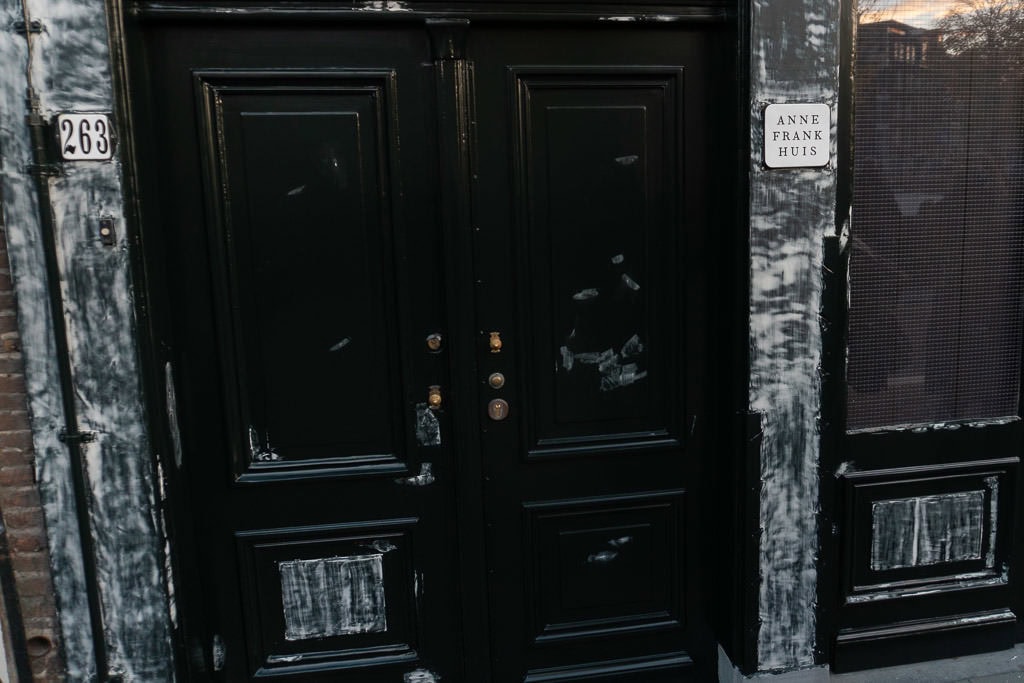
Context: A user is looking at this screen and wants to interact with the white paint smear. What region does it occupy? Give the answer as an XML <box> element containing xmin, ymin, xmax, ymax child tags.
<box><xmin>279</xmin><ymin>554</ymin><xmax>387</xmax><ymax>640</ymax></box>
<box><xmin>870</xmin><ymin>491</ymin><xmax>985</xmax><ymax>571</ymax></box>
<box><xmin>414</xmin><ymin>403</ymin><xmax>441</xmax><ymax>447</ymax></box>
<box><xmin>572</xmin><ymin>288</ymin><xmax>600</xmax><ymax>300</ymax></box>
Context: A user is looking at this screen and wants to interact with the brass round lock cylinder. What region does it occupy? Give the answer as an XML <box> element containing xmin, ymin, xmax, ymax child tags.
<box><xmin>427</xmin><ymin>385</ymin><xmax>443</xmax><ymax>410</ymax></box>
<box><xmin>488</xmin><ymin>398</ymin><xmax>510</xmax><ymax>421</ymax></box>
<box><xmin>426</xmin><ymin>333</ymin><xmax>443</xmax><ymax>352</ymax></box>
<box><xmin>488</xmin><ymin>372</ymin><xmax>506</xmax><ymax>389</ymax></box>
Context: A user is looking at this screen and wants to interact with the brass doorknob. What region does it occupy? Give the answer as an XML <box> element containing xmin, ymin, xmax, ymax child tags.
<box><xmin>489</xmin><ymin>331</ymin><xmax>503</xmax><ymax>353</ymax></box>
<box><xmin>426</xmin><ymin>333</ymin><xmax>443</xmax><ymax>352</ymax></box>
<box><xmin>428</xmin><ymin>385</ymin><xmax>442</xmax><ymax>410</ymax></box>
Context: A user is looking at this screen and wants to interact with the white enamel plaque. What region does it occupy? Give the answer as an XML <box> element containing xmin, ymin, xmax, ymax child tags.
<box><xmin>57</xmin><ymin>113</ymin><xmax>113</xmax><ymax>161</ymax></box>
<box><xmin>764</xmin><ymin>103</ymin><xmax>830</xmax><ymax>169</ymax></box>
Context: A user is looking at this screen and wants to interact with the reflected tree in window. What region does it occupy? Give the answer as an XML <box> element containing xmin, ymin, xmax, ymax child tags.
<box><xmin>847</xmin><ymin>0</ymin><xmax>1024</xmax><ymax>430</ymax></box>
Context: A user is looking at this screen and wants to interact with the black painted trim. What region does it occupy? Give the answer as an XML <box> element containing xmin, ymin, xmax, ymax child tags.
<box><xmin>129</xmin><ymin>1</ymin><xmax>734</xmax><ymax>22</ymax></box>
<box><xmin>817</xmin><ymin>233</ymin><xmax>848</xmax><ymax>666</ymax></box>
<box><xmin>833</xmin><ymin>608</ymin><xmax>1016</xmax><ymax>673</ymax></box>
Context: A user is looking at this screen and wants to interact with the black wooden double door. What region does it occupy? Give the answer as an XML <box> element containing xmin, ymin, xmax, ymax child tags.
<box><xmin>135</xmin><ymin>16</ymin><xmax>724</xmax><ymax>682</ymax></box>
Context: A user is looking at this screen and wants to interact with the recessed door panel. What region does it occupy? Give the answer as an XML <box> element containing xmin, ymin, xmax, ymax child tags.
<box><xmin>137</xmin><ymin>25</ymin><xmax>458</xmax><ymax>682</ymax></box>
<box><xmin>195</xmin><ymin>72</ymin><xmax>410</xmax><ymax>480</ymax></box>
<box><xmin>511</xmin><ymin>69</ymin><xmax>683</xmax><ymax>455</ymax></box>
<box><xmin>471</xmin><ymin>26</ymin><xmax>720</xmax><ymax>681</ymax></box>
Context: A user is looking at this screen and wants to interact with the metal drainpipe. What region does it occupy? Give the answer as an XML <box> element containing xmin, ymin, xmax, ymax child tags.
<box><xmin>25</xmin><ymin>99</ymin><xmax>111</xmax><ymax>683</ymax></box>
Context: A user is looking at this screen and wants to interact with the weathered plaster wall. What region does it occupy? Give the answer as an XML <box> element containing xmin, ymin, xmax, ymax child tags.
<box><xmin>748</xmin><ymin>0</ymin><xmax>840</xmax><ymax>671</ymax></box>
<box><xmin>0</xmin><ymin>0</ymin><xmax>175</xmax><ymax>679</ymax></box>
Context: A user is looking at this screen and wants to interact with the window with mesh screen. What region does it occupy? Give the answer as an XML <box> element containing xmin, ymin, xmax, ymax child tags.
<box><xmin>847</xmin><ymin>0</ymin><xmax>1024</xmax><ymax>431</ymax></box>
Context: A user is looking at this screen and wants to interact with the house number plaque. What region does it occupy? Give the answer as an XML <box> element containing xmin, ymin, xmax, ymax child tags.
<box><xmin>57</xmin><ymin>113</ymin><xmax>114</xmax><ymax>161</ymax></box>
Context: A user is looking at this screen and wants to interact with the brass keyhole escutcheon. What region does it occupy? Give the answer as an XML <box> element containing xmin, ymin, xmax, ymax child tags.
<box><xmin>488</xmin><ymin>372</ymin><xmax>506</xmax><ymax>389</ymax></box>
<box><xmin>489</xmin><ymin>331</ymin><xmax>503</xmax><ymax>353</ymax></box>
<box><xmin>426</xmin><ymin>333</ymin><xmax>443</xmax><ymax>352</ymax></box>
<box><xmin>428</xmin><ymin>385</ymin><xmax>442</xmax><ymax>410</ymax></box>
<box><xmin>488</xmin><ymin>398</ymin><xmax>510</xmax><ymax>421</ymax></box>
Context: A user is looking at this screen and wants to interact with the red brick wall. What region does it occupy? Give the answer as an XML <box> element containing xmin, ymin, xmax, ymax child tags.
<box><xmin>0</xmin><ymin>224</ymin><xmax>65</xmax><ymax>682</ymax></box>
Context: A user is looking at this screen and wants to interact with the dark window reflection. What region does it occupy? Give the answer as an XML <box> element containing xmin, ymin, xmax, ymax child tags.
<box><xmin>847</xmin><ymin>1</ymin><xmax>1024</xmax><ymax>430</ymax></box>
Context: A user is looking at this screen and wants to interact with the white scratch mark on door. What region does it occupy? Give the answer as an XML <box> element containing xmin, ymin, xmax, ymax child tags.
<box><xmin>405</xmin><ymin>668</ymin><xmax>441</xmax><ymax>683</ymax></box>
<box><xmin>329</xmin><ymin>337</ymin><xmax>351</xmax><ymax>352</ymax></box>
<box><xmin>572</xmin><ymin>288</ymin><xmax>600</xmax><ymax>300</ymax></box>
<box><xmin>621</xmin><ymin>273</ymin><xmax>641</xmax><ymax>291</ymax></box>
<box><xmin>587</xmin><ymin>550</ymin><xmax>619</xmax><ymax>563</ymax></box>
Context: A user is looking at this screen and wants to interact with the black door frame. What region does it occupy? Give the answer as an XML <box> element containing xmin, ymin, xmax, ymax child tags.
<box><xmin>116</xmin><ymin>5</ymin><xmax>744</xmax><ymax>681</ymax></box>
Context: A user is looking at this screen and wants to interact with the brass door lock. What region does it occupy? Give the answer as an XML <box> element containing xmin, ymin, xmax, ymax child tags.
<box><xmin>428</xmin><ymin>385</ymin><xmax>442</xmax><ymax>410</ymax></box>
<box><xmin>489</xmin><ymin>331</ymin><xmax>503</xmax><ymax>353</ymax></box>
<box><xmin>488</xmin><ymin>398</ymin><xmax>510</xmax><ymax>421</ymax></box>
<box><xmin>426</xmin><ymin>333</ymin><xmax>443</xmax><ymax>352</ymax></box>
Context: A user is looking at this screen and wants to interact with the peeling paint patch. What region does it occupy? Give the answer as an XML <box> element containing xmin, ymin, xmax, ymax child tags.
<box><xmin>396</xmin><ymin>462</ymin><xmax>435</xmax><ymax>487</ymax></box>
<box><xmin>286</xmin><ymin>185</ymin><xmax>306</xmax><ymax>196</ymax></box>
<box><xmin>611</xmin><ymin>253</ymin><xmax>625</xmax><ymax>264</ymax></box>
<box><xmin>249</xmin><ymin>425</ymin><xmax>282</xmax><ymax>461</ymax></box>
<box><xmin>615</xmin><ymin>154</ymin><xmax>639</xmax><ymax>166</ymax></box>
<box><xmin>985</xmin><ymin>477</ymin><xmax>999</xmax><ymax>569</ymax></box>
<box><xmin>267</xmin><ymin>654</ymin><xmax>304</xmax><ymax>664</ymax></box>
<box><xmin>608</xmin><ymin>536</ymin><xmax>632</xmax><ymax>547</ymax></box>
<box><xmin>415</xmin><ymin>403</ymin><xmax>441</xmax><ymax>447</ymax></box>
<box><xmin>560</xmin><ymin>335</ymin><xmax>648</xmax><ymax>392</ymax></box>
<box><xmin>329</xmin><ymin>337</ymin><xmax>351</xmax><ymax>352</ymax></box>
<box><xmin>871</xmin><ymin>491</ymin><xmax>986</xmax><ymax>570</ymax></box>
<box><xmin>212</xmin><ymin>634</ymin><xmax>225</xmax><ymax>671</ymax></box>
<box><xmin>279</xmin><ymin>554</ymin><xmax>387</xmax><ymax>640</ymax></box>
<box><xmin>405</xmin><ymin>668</ymin><xmax>441</xmax><ymax>683</ymax></box>
<box><xmin>357</xmin><ymin>0</ymin><xmax>412</xmax><ymax>10</ymax></box>
<box><xmin>361</xmin><ymin>539</ymin><xmax>397</xmax><ymax>554</ymax></box>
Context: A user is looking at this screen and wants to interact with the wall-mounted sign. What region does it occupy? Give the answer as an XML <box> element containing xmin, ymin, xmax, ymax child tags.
<box><xmin>56</xmin><ymin>113</ymin><xmax>113</xmax><ymax>161</ymax></box>
<box><xmin>764</xmin><ymin>103</ymin><xmax>830</xmax><ymax>169</ymax></box>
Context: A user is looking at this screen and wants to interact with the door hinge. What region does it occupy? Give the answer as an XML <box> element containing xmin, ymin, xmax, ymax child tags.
<box><xmin>59</xmin><ymin>430</ymin><xmax>98</xmax><ymax>445</ymax></box>
<box><xmin>9</xmin><ymin>19</ymin><xmax>43</xmax><ymax>35</ymax></box>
